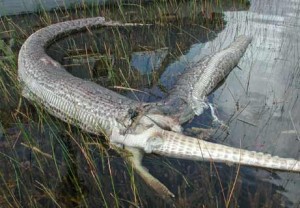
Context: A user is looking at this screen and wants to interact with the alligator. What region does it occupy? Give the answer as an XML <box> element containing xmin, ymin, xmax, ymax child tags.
<box><xmin>18</xmin><ymin>17</ymin><xmax>300</xmax><ymax>198</ymax></box>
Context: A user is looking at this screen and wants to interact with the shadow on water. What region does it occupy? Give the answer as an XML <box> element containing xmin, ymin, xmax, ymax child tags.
<box><xmin>0</xmin><ymin>0</ymin><xmax>299</xmax><ymax>207</ymax></box>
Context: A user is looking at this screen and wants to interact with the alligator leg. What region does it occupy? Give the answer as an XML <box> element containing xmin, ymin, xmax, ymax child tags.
<box><xmin>113</xmin><ymin>122</ymin><xmax>299</xmax><ymax>200</ymax></box>
<box><xmin>111</xmin><ymin>125</ymin><xmax>176</xmax><ymax>198</ymax></box>
<box><xmin>125</xmin><ymin>146</ymin><xmax>175</xmax><ymax>198</ymax></box>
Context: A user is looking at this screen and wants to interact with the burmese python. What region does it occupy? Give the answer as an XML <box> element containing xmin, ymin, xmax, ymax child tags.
<box><xmin>18</xmin><ymin>17</ymin><xmax>300</xmax><ymax>198</ymax></box>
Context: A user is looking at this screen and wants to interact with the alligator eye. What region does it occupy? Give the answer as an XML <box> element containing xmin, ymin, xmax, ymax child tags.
<box><xmin>128</xmin><ymin>108</ymin><xmax>139</xmax><ymax>120</ymax></box>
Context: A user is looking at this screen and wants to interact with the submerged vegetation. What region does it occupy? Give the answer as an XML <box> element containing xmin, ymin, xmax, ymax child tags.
<box><xmin>0</xmin><ymin>0</ymin><xmax>298</xmax><ymax>207</ymax></box>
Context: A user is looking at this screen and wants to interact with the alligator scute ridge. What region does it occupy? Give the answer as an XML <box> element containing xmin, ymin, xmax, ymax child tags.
<box><xmin>18</xmin><ymin>16</ymin><xmax>300</xmax><ymax>198</ymax></box>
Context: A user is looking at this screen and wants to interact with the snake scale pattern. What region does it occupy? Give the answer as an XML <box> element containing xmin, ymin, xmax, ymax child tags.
<box><xmin>18</xmin><ymin>16</ymin><xmax>300</xmax><ymax>198</ymax></box>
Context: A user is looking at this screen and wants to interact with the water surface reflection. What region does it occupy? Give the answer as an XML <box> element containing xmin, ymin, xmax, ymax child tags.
<box><xmin>0</xmin><ymin>0</ymin><xmax>299</xmax><ymax>207</ymax></box>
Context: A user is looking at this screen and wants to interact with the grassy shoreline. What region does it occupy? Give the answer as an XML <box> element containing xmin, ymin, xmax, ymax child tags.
<box><xmin>2</xmin><ymin>1</ymin><xmax>288</xmax><ymax>207</ymax></box>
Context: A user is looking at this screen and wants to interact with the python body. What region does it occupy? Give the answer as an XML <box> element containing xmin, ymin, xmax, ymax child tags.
<box><xmin>18</xmin><ymin>17</ymin><xmax>300</xmax><ymax>198</ymax></box>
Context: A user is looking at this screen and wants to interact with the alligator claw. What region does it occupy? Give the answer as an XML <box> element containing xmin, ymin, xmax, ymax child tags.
<box><xmin>125</xmin><ymin>147</ymin><xmax>175</xmax><ymax>198</ymax></box>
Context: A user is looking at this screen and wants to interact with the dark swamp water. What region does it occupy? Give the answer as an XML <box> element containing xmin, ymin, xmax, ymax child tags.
<box><xmin>0</xmin><ymin>0</ymin><xmax>299</xmax><ymax>207</ymax></box>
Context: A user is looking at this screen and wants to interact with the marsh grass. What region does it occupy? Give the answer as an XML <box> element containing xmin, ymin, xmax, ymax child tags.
<box><xmin>0</xmin><ymin>0</ymin><xmax>289</xmax><ymax>207</ymax></box>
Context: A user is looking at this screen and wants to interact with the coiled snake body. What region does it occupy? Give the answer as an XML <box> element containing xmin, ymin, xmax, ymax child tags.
<box><xmin>18</xmin><ymin>17</ymin><xmax>300</xmax><ymax>198</ymax></box>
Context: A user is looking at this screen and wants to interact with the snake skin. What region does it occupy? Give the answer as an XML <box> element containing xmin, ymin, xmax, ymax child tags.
<box><xmin>18</xmin><ymin>16</ymin><xmax>300</xmax><ymax>198</ymax></box>
<box><xmin>18</xmin><ymin>17</ymin><xmax>144</xmax><ymax>135</ymax></box>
